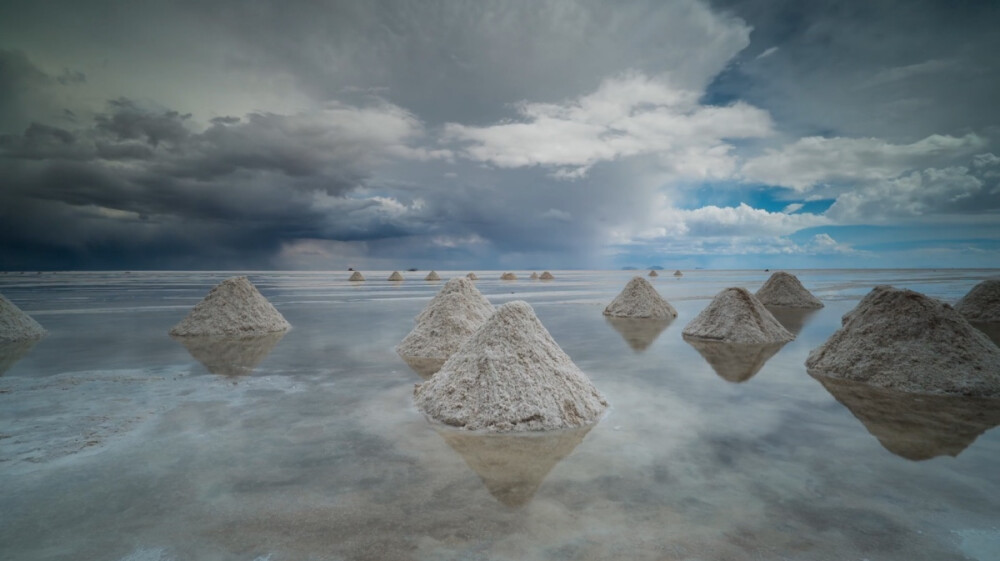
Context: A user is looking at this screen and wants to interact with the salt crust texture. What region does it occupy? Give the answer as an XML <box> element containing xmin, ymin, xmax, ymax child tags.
<box><xmin>414</xmin><ymin>301</ymin><xmax>608</xmax><ymax>432</ymax></box>
<box><xmin>0</xmin><ymin>293</ymin><xmax>46</xmax><ymax>342</ymax></box>
<box><xmin>755</xmin><ymin>271</ymin><xmax>824</xmax><ymax>308</ymax></box>
<box><xmin>348</xmin><ymin>271</ymin><xmax>365</xmax><ymax>281</ymax></box>
<box><xmin>682</xmin><ymin>287</ymin><xmax>794</xmax><ymax>344</ymax></box>
<box><xmin>954</xmin><ymin>279</ymin><xmax>1000</xmax><ymax>323</ymax></box>
<box><xmin>425</xmin><ymin>271</ymin><xmax>441</xmax><ymax>281</ymax></box>
<box><xmin>501</xmin><ymin>272</ymin><xmax>517</xmax><ymax>280</ymax></box>
<box><xmin>604</xmin><ymin>277</ymin><xmax>677</xmax><ymax>319</ymax></box>
<box><xmin>397</xmin><ymin>278</ymin><xmax>495</xmax><ymax>364</ymax></box>
<box><xmin>648</xmin><ymin>270</ymin><xmax>659</xmax><ymax>277</ymax></box>
<box><xmin>388</xmin><ymin>271</ymin><xmax>405</xmax><ymax>281</ymax></box>
<box><xmin>169</xmin><ymin>276</ymin><xmax>291</xmax><ymax>337</ymax></box>
<box><xmin>540</xmin><ymin>271</ymin><xmax>555</xmax><ymax>280</ymax></box>
<box><xmin>806</xmin><ymin>285</ymin><xmax>1000</xmax><ymax>396</ymax></box>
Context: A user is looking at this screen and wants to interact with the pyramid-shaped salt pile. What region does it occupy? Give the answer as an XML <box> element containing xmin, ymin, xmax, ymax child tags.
<box><xmin>415</xmin><ymin>301</ymin><xmax>608</xmax><ymax>432</ymax></box>
<box><xmin>954</xmin><ymin>279</ymin><xmax>1000</xmax><ymax>323</ymax></box>
<box><xmin>0</xmin><ymin>293</ymin><xmax>46</xmax><ymax>342</ymax></box>
<box><xmin>530</xmin><ymin>272</ymin><xmax>539</xmax><ymax>280</ymax></box>
<box><xmin>604</xmin><ymin>277</ymin><xmax>677</xmax><ymax>319</ymax></box>
<box><xmin>501</xmin><ymin>272</ymin><xmax>517</xmax><ymax>280</ymax></box>
<box><xmin>397</xmin><ymin>278</ymin><xmax>495</xmax><ymax>375</ymax></box>
<box><xmin>425</xmin><ymin>271</ymin><xmax>441</xmax><ymax>281</ymax></box>
<box><xmin>540</xmin><ymin>271</ymin><xmax>555</xmax><ymax>280</ymax></box>
<box><xmin>756</xmin><ymin>271</ymin><xmax>823</xmax><ymax>308</ymax></box>
<box><xmin>673</xmin><ymin>270</ymin><xmax>683</xmax><ymax>277</ymax></box>
<box><xmin>466</xmin><ymin>272</ymin><xmax>478</xmax><ymax>280</ymax></box>
<box><xmin>169</xmin><ymin>276</ymin><xmax>290</xmax><ymax>337</ymax></box>
<box><xmin>648</xmin><ymin>270</ymin><xmax>659</xmax><ymax>277</ymax></box>
<box><xmin>683</xmin><ymin>288</ymin><xmax>793</xmax><ymax>344</ymax></box>
<box><xmin>348</xmin><ymin>271</ymin><xmax>365</xmax><ymax>281</ymax></box>
<box><xmin>806</xmin><ymin>285</ymin><xmax>1000</xmax><ymax>396</ymax></box>
<box><xmin>388</xmin><ymin>271</ymin><xmax>405</xmax><ymax>281</ymax></box>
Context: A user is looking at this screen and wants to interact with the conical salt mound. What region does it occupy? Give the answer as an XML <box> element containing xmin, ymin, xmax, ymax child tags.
<box><xmin>174</xmin><ymin>332</ymin><xmax>285</xmax><ymax>377</ymax></box>
<box><xmin>648</xmin><ymin>270</ymin><xmax>659</xmax><ymax>277</ymax></box>
<box><xmin>673</xmin><ymin>270</ymin><xmax>683</xmax><ymax>277</ymax></box>
<box><xmin>0</xmin><ymin>293</ymin><xmax>46</xmax><ymax>342</ymax></box>
<box><xmin>806</xmin><ymin>285</ymin><xmax>1000</xmax><ymax>396</ymax></box>
<box><xmin>425</xmin><ymin>271</ymin><xmax>441</xmax><ymax>281</ymax></box>
<box><xmin>954</xmin><ymin>279</ymin><xmax>1000</xmax><ymax>323</ymax></box>
<box><xmin>169</xmin><ymin>276</ymin><xmax>290</xmax><ymax>337</ymax></box>
<box><xmin>540</xmin><ymin>271</ymin><xmax>554</xmax><ymax>280</ymax></box>
<box><xmin>683</xmin><ymin>288</ymin><xmax>793</xmax><ymax>344</ymax></box>
<box><xmin>685</xmin><ymin>339</ymin><xmax>785</xmax><ymax>383</ymax></box>
<box><xmin>398</xmin><ymin>279</ymin><xmax>495</xmax><ymax>374</ymax></box>
<box><xmin>501</xmin><ymin>272</ymin><xmax>517</xmax><ymax>280</ymax></box>
<box><xmin>388</xmin><ymin>271</ymin><xmax>405</xmax><ymax>281</ymax></box>
<box><xmin>466</xmin><ymin>272</ymin><xmax>479</xmax><ymax>280</ymax></box>
<box><xmin>414</xmin><ymin>301</ymin><xmax>608</xmax><ymax>432</ymax></box>
<box><xmin>603</xmin><ymin>277</ymin><xmax>677</xmax><ymax>319</ymax></box>
<box><xmin>530</xmin><ymin>272</ymin><xmax>539</xmax><ymax>280</ymax></box>
<box><xmin>755</xmin><ymin>271</ymin><xmax>823</xmax><ymax>309</ymax></box>
<box><xmin>348</xmin><ymin>271</ymin><xmax>365</xmax><ymax>281</ymax></box>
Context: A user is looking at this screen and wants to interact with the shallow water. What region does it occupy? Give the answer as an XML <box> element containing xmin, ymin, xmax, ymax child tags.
<box><xmin>1</xmin><ymin>269</ymin><xmax>999</xmax><ymax>561</ymax></box>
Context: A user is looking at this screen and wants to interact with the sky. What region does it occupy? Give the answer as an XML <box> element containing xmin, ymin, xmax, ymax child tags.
<box><xmin>1</xmin><ymin>0</ymin><xmax>998</xmax><ymax>270</ymax></box>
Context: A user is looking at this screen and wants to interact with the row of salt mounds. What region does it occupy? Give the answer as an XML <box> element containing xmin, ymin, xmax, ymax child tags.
<box><xmin>349</xmin><ymin>271</ymin><xmax>365</xmax><ymax>281</ymax></box>
<box><xmin>169</xmin><ymin>276</ymin><xmax>290</xmax><ymax>336</ymax></box>
<box><xmin>755</xmin><ymin>271</ymin><xmax>823</xmax><ymax>309</ymax></box>
<box><xmin>806</xmin><ymin>285</ymin><xmax>1000</xmax><ymax>396</ymax></box>
<box><xmin>397</xmin><ymin>278</ymin><xmax>495</xmax><ymax>376</ymax></box>
<box><xmin>0</xmin><ymin>293</ymin><xmax>46</xmax><ymax>342</ymax></box>
<box><xmin>604</xmin><ymin>277</ymin><xmax>677</xmax><ymax>319</ymax></box>
<box><xmin>648</xmin><ymin>270</ymin><xmax>659</xmax><ymax>277</ymax></box>
<box><xmin>954</xmin><ymin>279</ymin><xmax>1000</xmax><ymax>323</ymax></box>
<box><xmin>425</xmin><ymin>271</ymin><xmax>441</xmax><ymax>281</ymax></box>
<box><xmin>682</xmin><ymin>287</ymin><xmax>794</xmax><ymax>344</ymax></box>
<box><xmin>540</xmin><ymin>271</ymin><xmax>555</xmax><ymax>280</ymax></box>
<box><xmin>415</xmin><ymin>301</ymin><xmax>608</xmax><ymax>432</ymax></box>
<box><xmin>501</xmin><ymin>272</ymin><xmax>518</xmax><ymax>280</ymax></box>
<box><xmin>388</xmin><ymin>271</ymin><xmax>405</xmax><ymax>281</ymax></box>
<box><xmin>466</xmin><ymin>272</ymin><xmax>479</xmax><ymax>280</ymax></box>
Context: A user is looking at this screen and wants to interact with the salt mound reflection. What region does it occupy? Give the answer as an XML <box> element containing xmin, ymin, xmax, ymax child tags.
<box><xmin>684</xmin><ymin>336</ymin><xmax>786</xmax><ymax>383</ymax></box>
<box><xmin>0</xmin><ymin>338</ymin><xmax>39</xmax><ymax>375</ymax></box>
<box><xmin>605</xmin><ymin>316</ymin><xmax>672</xmax><ymax>352</ymax></box>
<box><xmin>173</xmin><ymin>332</ymin><xmax>285</xmax><ymax>376</ymax></box>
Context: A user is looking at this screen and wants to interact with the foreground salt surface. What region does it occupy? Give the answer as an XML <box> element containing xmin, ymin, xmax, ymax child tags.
<box><xmin>1</xmin><ymin>270</ymin><xmax>999</xmax><ymax>561</ymax></box>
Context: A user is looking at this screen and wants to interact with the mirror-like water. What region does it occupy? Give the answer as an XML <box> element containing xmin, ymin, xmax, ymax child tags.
<box><xmin>1</xmin><ymin>270</ymin><xmax>998</xmax><ymax>561</ymax></box>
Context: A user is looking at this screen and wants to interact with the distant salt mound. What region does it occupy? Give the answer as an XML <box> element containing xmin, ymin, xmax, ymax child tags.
<box><xmin>540</xmin><ymin>271</ymin><xmax>554</xmax><ymax>280</ymax></box>
<box><xmin>169</xmin><ymin>276</ymin><xmax>290</xmax><ymax>337</ymax></box>
<box><xmin>682</xmin><ymin>287</ymin><xmax>793</xmax><ymax>344</ymax></box>
<box><xmin>0</xmin><ymin>293</ymin><xmax>46</xmax><ymax>342</ymax></box>
<box><xmin>425</xmin><ymin>271</ymin><xmax>441</xmax><ymax>281</ymax></box>
<box><xmin>604</xmin><ymin>277</ymin><xmax>677</xmax><ymax>320</ymax></box>
<box><xmin>673</xmin><ymin>270</ymin><xmax>683</xmax><ymax>277</ymax></box>
<box><xmin>806</xmin><ymin>285</ymin><xmax>1000</xmax><ymax>396</ymax></box>
<box><xmin>755</xmin><ymin>271</ymin><xmax>823</xmax><ymax>309</ymax></box>
<box><xmin>501</xmin><ymin>272</ymin><xmax>517</xmax><ymax>280</ymax></box>
<box><xmin>466</xmin><ymin>272</ymin><xmax>479</xmax><ymax>280</ymax></box>
<box><xmin>530</xmin><ymin>272</ymin><xmax>539</xmax><ymax>280</ymax></box>
<box><xmin>954</xmin><ymin>279</ymin><xmax>1000</xmax><ymax>323</ymax></box>
<box><xmin>414</xmin><ymin>301</ymin><xmax>608</xmax><ymax>432</ymax></box>
<box><xmin>388</xmin><ymin>271</ymin><xmax>405</xmax><ymax>281</ymax></box>
<box><xmin>648</xmin><ymin>270</ymin><xmax>659</xmax><ymax>277</ymax></box>
<box><xmin>348</xmin><ymin>271</ymin><xmax>365</xmax><ymax>282</ymax></box>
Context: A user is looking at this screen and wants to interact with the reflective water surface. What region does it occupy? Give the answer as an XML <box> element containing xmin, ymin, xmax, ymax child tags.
<box><xmin>1</xmin><ymin>269</ymin><xmax>999</xmax><ymax>561</ymax></box>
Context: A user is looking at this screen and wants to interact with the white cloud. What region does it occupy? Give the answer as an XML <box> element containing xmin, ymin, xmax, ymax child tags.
<box><xmin>826</xmin><ymin>165</ymin><xmax>986</xmax><ymax>222</ymax></box>
<box><xmin>782</xmin><ymin>203</ymin><xmax>804</xmax><ymax>214</ymax></box>
<box><xmin>755</xmin><ymin>46</ymin><xmax>779</xmax><ymax>60</ymax></box>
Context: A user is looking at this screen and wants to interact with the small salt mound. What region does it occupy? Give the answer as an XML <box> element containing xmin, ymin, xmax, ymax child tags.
<box><xmin>397</xmin><ymin>289</ymin><xmax>495</xmax><ymax>371</ymax></box>
<box><xmin>648</xmin><ymin>270</ymin><xmax>659</xmax><ymax>277</ymax></box>
<box><xmin>414</xmin><ymin>301</ymin><xmax>608</xmax><ymax>432</ymax></box>
<box><xmin>425</xmin><ymin>271</ymin><xmax>441</xmax><ymax>281</ymax></box>
<box><xmin>673</xmin><ymin>270</ymin><xmax>683</xmax><ymax>277</ymax></box>
<box><xmin>806</xmin><ymin>285</ymin><xmax>1000</xmax><ymax>396</ymax></box>
<box><xmin>0</xmin><ymin>293</ymin><xmax>46</xmax><ymax>342</ymax></box>
<box><xmin>955</xmin><ymin>279</ymin><xmax>1000</xmax><ymax>323</ymax></box>
<box><xmin>348</xmin><ymin>271</ymin><xmax>365</xmax><ymax>281</ymax></box>
<box><xmin>682</xmin><ymin>287</ymin><xmax>793</xmax><ymax>344</ymax></box>
<box><xmin>540</xmin><ymin>271</ymin><xmax>554</xmax><ymax>280</ymax></box>
<box><xmin>755</xmin><ymin>271</ymin><xmax>823</xmax><ymax>309</ymax></box>
<box><xmin>501</xmin><ymin>272</ymin><xmax>517</xmax><ymax>280</ymax></box>
<box><xmin>604</xmin><ymin>277</ymin><xmax>677</xmax><ymax>319</ymax></box>
<box><xmin>466</xmin><ymin>272</ymin><xmax>479</xmax><ymax>280</ymax></box>
<box><xmin>530</xmin><ymin>272</ymin><xmax>539</xmax><ymax>280</ymax></box>
<box><xmin>414</xmin><ymin>277</ymin><xmax>493</xmax><ymax>324</ymax></box>
<box><xmin>388</xmin><ymin>271</ymin><xmax>405</xmax><ymax>281</ymax></box>
<box><xmin>169</xmin><ymin>276</ymin><xmax>290</xmax><ymax>337</ymax></box>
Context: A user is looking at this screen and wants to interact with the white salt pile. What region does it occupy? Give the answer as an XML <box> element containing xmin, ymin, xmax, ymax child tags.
<box><xmin>682</xmin><ymin>287</ymin><xmax>793</xmax><ymax>344</ymax></box>
<box><xmin>0</xmin><ymin>293</ymin><xmax>46</xmax><ymax>342</ymax></box>
<box><xmin>425</xmin><ymin>271</ymin><xmax>441</xmax><ymax>281</ymax></box>
<box><xmin>466</xmin><ymin>272</ymin><xmax>479</xmax><ymax>280</ymax></box>
<box><xmin>348</xmin><ymin>271</ymin><xmax>365</xmax><ymax>281</ymax></box>
<box><xmin>501</xmin><ymin>272</ymin><xmax>517</xmax><ymax>280</ymax></box>
<box><xmin>388</xmin><ymin>271</ymin><xmax>405</xmax><ymax>281</ymax></box>
<box><xmin>954</xmin><ymin>279</ymin><xmax>1000</xmax><ymax>323</ymax></box>
<box><xmin>540</xmin><ymin>271</ymin><xmax>555</xmax><ymax>280</ymax></box>
<box><xmin>673</xmin><ymin>270</ymin><xmax>683</xmax><ymax>277</ymax></box>
<box><xmin>806</xmin><ymin>285</ymin><xmax>1000</xmax><ymax>396</ymax></box>
<box><xmin>648</xmin><ymin>270</ymin><xmax>659</xmax><ymax>277</ymax></box>
<box><xmin>169</xmin><ymin>276</ymin><xmax>291</xmax><ymax>337</ymax></box>
<box><xmin>530</xmin><ymin>272</ymin><xmax>539</xmax><ymax>280</ymax></box>
<box><xmin>604</xmin><ymin>277</ymin><xmax>677</xmax><ymax>320</ymax></box>
<box><xmin>414</xmin><ymin>301</ymin><xmax>608</xmax><ymax>432</ymax></box>
<box><xmin>397</xmin><ymin>278</ymin><xmax>495</xmax><ymax>375</ymax></box>
<box><xmin>755</xmin><ymin>271</ymin><xmax>823</xmax><ymax>308</ymax></box>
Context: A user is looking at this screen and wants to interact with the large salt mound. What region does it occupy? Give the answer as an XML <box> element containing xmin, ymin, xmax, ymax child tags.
<box><xmin>954</xmin><ymin>279</ymin><xmax>1000</xmax><ymax>323</ymax></box>
<box><xmin>755</xmin><ymin>271</ymin><xmax>823</xmax><ymax>309</ymax></box>
<box><xmin>501</xmin><ymin>272</ymin><xmax>517</xmax><ymax>280</ymax></box>
<box><xmin>540</xmin><ymin>271</ymin><xmax>554</xmax><ymax>280</ymax></box>
<box><xmin>425</xmin><ymin>271</ymin><xmax>441</xmax><ymax>281</ymax></box>
<box><xmin>806</xmin><ymin>285</ymin><xmax>1000</xmax><ymax>396</ymax></box>
<box><xmin>388</xmin><ymin>271</ymin><xmax>405</xmax><ymax>281</ymax></box>
<box><xmin>603</xmin><ymin>277</ymin><xmax>677</xmax><ymax>320</ymax></box>
<box><xmin>414</xmin><ymin>301</ymin><xmax>608</xmax><ymax>432</ymax></box>
<box><xmin>348</xmin><ymin>271</ymin><xmax>365</xmax><ymax>281</ymax></box>
<box><xmin>169</xmin><ymin>276</ymin><xmax>291</xmax><ymax>337</ymax></box>
<box><xmin>0</xmin><ymin>293</ymin><xmax>46</xmax><ymax>342</ymax></box>
<box><xmin>397</xmin><ymin>282</ymin><xmax>495</xmax><ymax>373</ymax></box>
<box><xmin>682</xmin><ymin>287</ymin><xmax>793</xmax><ymax>344</ymax></box>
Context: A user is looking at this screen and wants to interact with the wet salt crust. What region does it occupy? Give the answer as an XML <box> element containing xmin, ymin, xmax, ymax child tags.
<box><xmin>168</xmin><ymin>276</ymin><xmax>291</xmax><ymax>337</ymax></box>
<box><xmin>0</xmin><ymin>293</ymin><xmax>46</xmax><ymax>342</ymax></box>
<box><xmin>806</xmin><ymin>285</ymin><xmax>1000</xmax><ymax>396</ymax></box>
<box><xmin>414</xmin><ymin>301</ymin><xmax>607</xmax><ymax>432</ymax></box>
<box><xmin>954</xmin><ymin>279</ymin><xmax>1000</xmax><ymax>322</ymax></box>
<box><xmin>397</xmin><ymin>278</ymin><xmax>495</xmax><ymax>370</ymax></box>
<box><xmin>604</xmin><ymin>276</ymin><xmax>677</xmax><ymax>320</ymax></box>
<box><xmin>682</xmin><ymin>287</ymin><xmax>794</xmax><ymax>344</ymax></box>
<box><xmin>755</xmin><ymin>271</ymin><xmax>824</xmax><ymax>309</ymax></box>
